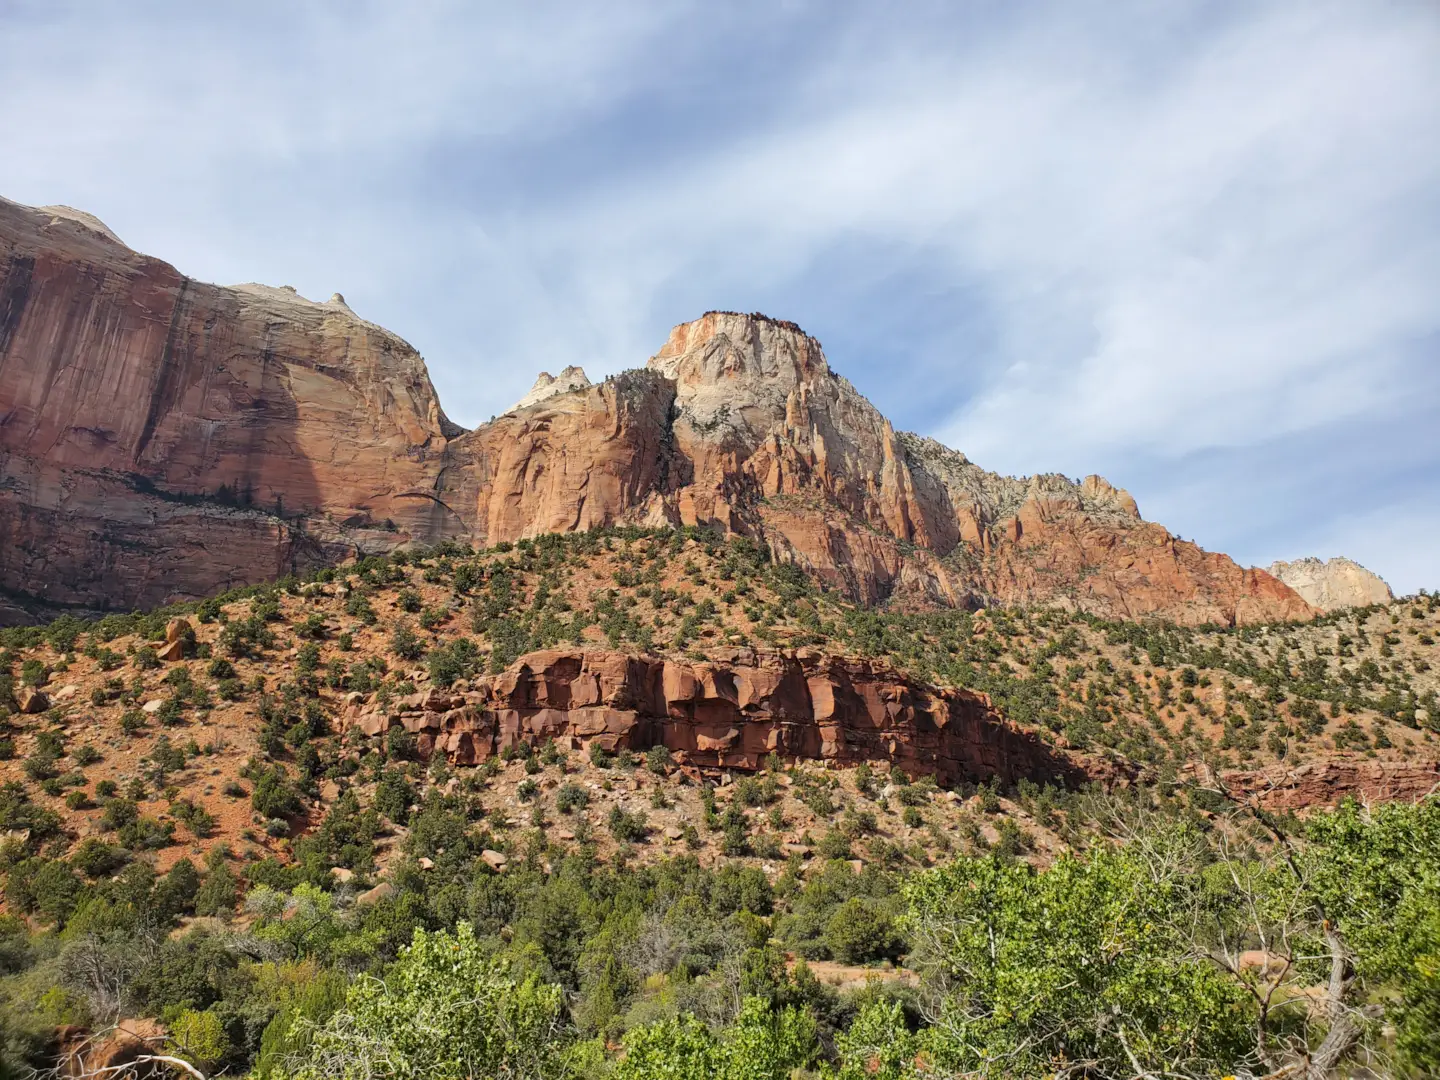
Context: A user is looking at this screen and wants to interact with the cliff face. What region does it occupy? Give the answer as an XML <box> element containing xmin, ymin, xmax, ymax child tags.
<box><xmin>0</xmin><ymin>199</ymin><xmax>1313</xmax><ymax>625</ymax></box>
<box><xmin>0</xmin><ymin>198</ymin><xmax>463</xmax><ymax>616</ymax></box>
<box><xmin>1267</xmin><ymin>557</ymin><xmax>1394</xmax><ymax>611</ymax></box>
<box><xmin>340</xmin><ymin>647</ymin><xmax>1085</xmax><ymax>787</ymax></box>
<box><xmin>443</xmin><ymin>311</ymin><xmax>1310</xmax><ymax>624</ymax></box>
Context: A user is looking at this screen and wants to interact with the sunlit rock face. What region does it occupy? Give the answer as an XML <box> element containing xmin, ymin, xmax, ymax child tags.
<box><xmin>0</xmin><ymin>198</ymin><xmax>1312</xmax><ymax>626</ymax></box>
<box><xmin>338</xmin><ymin>647</ymin><xmax>1088</xmax><ymax>787</ymax></box>
<box><xmin>0</xmin><ymin>197</ymin><xmax>463</xmax><ymax>618</ymax></box>
<box><xmin>1267</xmin><ymin>557</ymin><xmax>1393</xmax><ymax>612</ymax></box>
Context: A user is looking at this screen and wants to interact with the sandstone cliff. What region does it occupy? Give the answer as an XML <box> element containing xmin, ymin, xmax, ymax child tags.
<box><xmin>1266</xmin><ymin>556</ymin><xmax>1394</xmax><ymax>611</ymax></box>
<box><xmin>339</xmin><ymin>647</ymin><xmax>1085</xmax><ymax>787</ymax></box>
<box><xmin>441</xmin><ymin>310</ymin><xmax>1312</xmax><ymax>624</ymax></box>
<box><xmin>0</xmin><ymin>198</ymin><xmax>1313</xmax><ymax>625</ymax></box>
<box><xmin>0</xmin><ymin>197</ymin><xmax>464</xmax><ymax>617</ymax></box>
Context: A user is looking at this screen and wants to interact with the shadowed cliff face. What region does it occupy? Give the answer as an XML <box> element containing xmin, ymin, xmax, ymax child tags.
<box><xmin>0</xmin><ymin>198</ymin><xmax>462</xmax><ymax>618</ymax></box>
<box><xmin>0</xmin><ymin>198</ymin><xmax>1313</xmax><ymax>625</ymax></box>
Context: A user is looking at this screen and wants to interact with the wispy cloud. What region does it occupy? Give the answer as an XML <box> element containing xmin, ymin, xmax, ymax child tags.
<box><xmin>2</xmin><ymin>1</ymin><xmax>1436</xmax><ymax>590</ymax></box>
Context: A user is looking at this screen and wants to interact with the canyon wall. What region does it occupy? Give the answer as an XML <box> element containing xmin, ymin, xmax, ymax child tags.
<box><xmin>339</xmin><ymin>647</ymin><xmax>1086</xmax><ymax>787</ymax></box>
<box><xmin>0</xmin><ymin>197</ymin><xmax>1314</xmax><ymax>625</ymax></box>
<box><xmin>0</xmin><ymin>198</ymin><xmax>462</xmax><ymax>618</ymax></box>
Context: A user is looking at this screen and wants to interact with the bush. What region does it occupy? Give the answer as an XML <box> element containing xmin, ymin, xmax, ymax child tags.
<box><xmin>251</xmin><ymin>768</ymin><xmax>303</xmax><ymax>819</ymax></box>
<box><xmin>167</xmin><ymin>1008</ymin><xmax>231</xmax><ymax>1072</ymax></box>
<box><xmin>817</xmin><ymin>829</ymin><xmax>852</xmax><ymax>860</ymax></box>
<box><xmin>391</xmin><ymin>622</ymin><xmax>426</xmax><ymax>662</ymax></box>
<box><xmin>283</xmin><ymin>923</ymin><xmax>564</xmax><ymax>1080</ymax></box>
<box><xmin>556</xmin><ymin>784</ymin><xmax>589</xmax><ymax>814</ymax></box>
<box><xmin>823</xmin><ymin>898</ymin><xmax>899</xmax><ymax>963</ymax></box>
<box><xmin>20</xmin><ymin>659</ymin><xmax>47</xmax><ymax>686</ymax></box>
<box><xmin>374</xmin><ymin>769</ymin><xmax>414</xmax><ymax>826</ymax></box>
<box><xmin>607</xmin><ymin>806</ymin><xmax>648</xmax><ymax>843</ymax></box>
<box><xmin>71</xmin><ymin>838</ymin><xmax>129</xmax><ymax>878</ymax></box>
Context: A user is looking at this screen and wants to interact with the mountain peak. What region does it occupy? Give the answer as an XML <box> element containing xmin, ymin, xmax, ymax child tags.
<box><xmin>506</xmin><ymin>365</ymin><xmax>593</xmax><ymax>413</ymax></box>
<box><xmin>1267</xmin><ymin>556</ymin><xmax>1394</xmax><ymax>611</ymax></box>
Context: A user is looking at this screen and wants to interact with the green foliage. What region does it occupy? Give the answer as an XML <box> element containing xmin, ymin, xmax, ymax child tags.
<box><xmin>285</xmin><ymin>922</ymin><xmax>566</xmax><ymax>1080</ymax></box>
<box><xmin>167</xmin><ymin>1007</ymin><xmax>231</xmax><ymax>1071</ymax></box>
<box><xmin>1303</xmin><ymin>798</ymin><xmax>1440</xmax><ymax>1073</ymax></box>
<box><xmin>613</xmin><ymin>997</ymin><xmax>817</xmax><ymax>1080</ymax></box>
<box><xmin>252</xmin><ymin>767</ymin><xmax>303</xmax><ymax>819</ymax></box>
<box><xmin>823</xmin><ymin>897</ymin><xmax>900</xmax><ymax>964</ymax></box>
<box><xmin>903</xmin><ymin>833</ymin><xmax>1252</xmax><ymax>1078</ymax></box>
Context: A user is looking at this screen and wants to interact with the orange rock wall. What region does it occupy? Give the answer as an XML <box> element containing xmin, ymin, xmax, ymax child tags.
<box><xmin>0</xmin><ymin>199</ymin><xmax>461</xmax><ymax>615</ymax></box>
<box><xmin>0</xmin><ymin>202</ymin><xmax>1313</xmax><ymax>628</ymax></box>
<box><xmin>340</xmin><ymin>648</ymin><xmax>1084</xmax><ymax>787</ymax></box>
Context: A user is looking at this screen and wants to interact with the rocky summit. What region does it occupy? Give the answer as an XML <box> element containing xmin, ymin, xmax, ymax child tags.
<box><xmin>3</xmin><ymin>196</ymin><xmax>1313</xmax><ymax>625</ymax></box>
<box><xmin>1268</xmin><ymin>556</ymin><xmax>1394</xmax><ymax>612</ymax></box>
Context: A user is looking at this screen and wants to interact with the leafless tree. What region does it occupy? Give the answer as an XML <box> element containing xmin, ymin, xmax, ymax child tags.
<box><xmin>24</xmin><ymin>1026</ymin><xmax>206</xmax><ymax>1080</ymax></box>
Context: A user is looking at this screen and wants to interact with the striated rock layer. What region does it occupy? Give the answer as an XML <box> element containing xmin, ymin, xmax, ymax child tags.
<box><xmin>1</xmin><ymin>196</ymin><xmax>1312</xmax><ymax>625</ymax></box>
<box><xmin>339</xmin><ymin>648</ymin><xmax>1086</xmax><ymax>787</ymax></box>
<box><xmin>1266</xmin><ymin>557</ymin><xmax>1394</xmax><ymax>612</ymax></box>
<box><xmin>1223</xmin><ymin>760</ymin><xmax>1440</xmax><ymax>811</ymax></box>
<box><xmin>441</xmin><ymin>311</ymin><xmax>1312</xmax><ymax>625</ymax></box>
<box><xmin>0</xmin><ymin>197</ymin><xmax>464</xmax><ymax>618</ymax></box>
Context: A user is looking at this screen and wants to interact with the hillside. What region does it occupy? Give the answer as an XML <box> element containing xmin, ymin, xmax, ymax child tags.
<box><xmin>2</xmin><ymin>527</ymin><xmax>1434</xmax><ymax>885</ymax></box>
<box><xmin>2</xmin><ymin>529</ymin><xmax>1437</xmax><ymax>1078</ymax></box>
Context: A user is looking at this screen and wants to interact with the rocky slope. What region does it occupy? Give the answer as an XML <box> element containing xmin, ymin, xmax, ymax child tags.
<box><xmin>1267</xmin><ymin>556</ymin><xmax>1394</xmax><ymax>611</ymax></box>
<box><xmin>2</xmin><ymin>197</ymin><xmax>1313</xmax><ymax>625</ymax></box>
<box><xmin>2</xmin><ymin>529</ymin><xmax>1429</xmax><ymax>891</ymax></box>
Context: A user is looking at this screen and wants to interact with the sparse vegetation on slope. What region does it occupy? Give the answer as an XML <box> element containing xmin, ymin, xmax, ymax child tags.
<box><xmin>0</xmin><ymin>526</ymin><xmax>1435</xmax><ymax>1077</ymax></box>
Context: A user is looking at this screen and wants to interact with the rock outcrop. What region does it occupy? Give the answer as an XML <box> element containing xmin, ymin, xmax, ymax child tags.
<box><xmin>1266</xmin><ymin>557</ymin><xmax>1394</xmax><ymax>611</ymax></box>
<box><xmin>505</xmin><ymin>365</ymin><xmax>592</xmax><ymax>413</ymax></box>
<box><xmin>1223</xmin><ymin>760</ymin><xmax>1440</xmax><ymax>810</ymax></box>
<box><xmin>339</xmin><ymin>648</ymin><xmax>1086</xmax><ymax>787</ymax></box>
<box><xmin>0</xmin><ymin>197</ymin><xmax>1314</xmax><ymax>626</ymax></box>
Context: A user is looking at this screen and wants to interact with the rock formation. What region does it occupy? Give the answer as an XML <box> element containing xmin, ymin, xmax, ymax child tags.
<box><xmin>505</xmin><ymin>365</ymin><xmax>592</xmax><ymax>413</ymax></box>
<box><xmin>0</xmin><ymin>196</ymin><xmax>463</xmax><ymax>618</ymax></box>
<box><xmin>439</xmin><ymin>311</ymin><xmax>1312</xmax><ymax>625</ymax></box>
<box><xmin>339</xmin><ymin>647</ymin><xmax>1086</xmax><ymax>787</ymax></box>
<box><xmin>0</xmin><ymin>196</ymin><xmax>1314</xmax><ymax>625</ymax></box>
<box><xmin>1223</xmin><ymin>759</ymin><xmax>1440</xmax><ymax>810</ymax></box>
<box><xmin>1266</xmin><ymin>557</ymin><xmax>1394</xmax><ymax>611</ymax></box>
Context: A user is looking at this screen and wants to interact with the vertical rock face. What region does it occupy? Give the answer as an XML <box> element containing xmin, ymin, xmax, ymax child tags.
<box><xmin>339</xmin><ymin>648</ymin><xmax>1086</xmax><ymax>787</ymax></box>
<box><xmin>0</xmin><ymin>197</ymin><xmax>462</xmax><ymax>616</ymax></box>
<box><xmin>0</xmin><ymin>199</ymin><xmax>1314</xmax><ymax>626</ymax></box>
<box><xmin>1267</xmin><ymin>557</ymin><xmax>1394</xmax><ymax>611</ymax></box>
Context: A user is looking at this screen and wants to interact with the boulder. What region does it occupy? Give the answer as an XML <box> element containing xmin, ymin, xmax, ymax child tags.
<box><xmin>17</xmin><ymin>686</ymin><xmax>49</xmax><ymax>713</ymax></box>
<box><xmin>356</xmin><ymin>881</ymin><xmax>397</xmax><ymax>906</ymax></box>
<box><xmin>156</xmin><ymin>638</ymin><xmax>189</xmax><ymax>662</ymax></box>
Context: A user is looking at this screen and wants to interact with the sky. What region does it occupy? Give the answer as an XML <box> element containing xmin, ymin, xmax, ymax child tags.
<box><xmin>2</xmin><ymin>1</ymin><xmax>1437</xmax><ymax>593</ymax></box>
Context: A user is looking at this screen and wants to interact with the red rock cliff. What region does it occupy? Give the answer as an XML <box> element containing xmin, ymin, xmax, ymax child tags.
<box><xmin>444</xmin><ymin>310</ymin><xmax>1311</xmax><ymax>625</ymax></box>
<box><xmin>0</xmin><ymin>198</ymin><xmax>463</xmax><ymax>619</ymax></box>
<box><xmin>0</xmin><ymin>200</ymin><xmax>1312</xmax><ymax>626</ymax></box>
<box><xmin>339</xmin><ymin>647</ymin><xmax>1085</xmax><ymax>787</ymax></box>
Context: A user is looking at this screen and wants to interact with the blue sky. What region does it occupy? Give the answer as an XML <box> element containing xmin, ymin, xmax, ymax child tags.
<box><xmin>2</xmin><ymin>1</ymin><xmax>1437</xmax><ymax>592</ymax></box>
